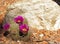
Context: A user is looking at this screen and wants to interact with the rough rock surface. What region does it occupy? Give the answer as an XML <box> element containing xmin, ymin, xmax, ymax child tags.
<box><xmin>8</xmin><ymin>0</ymin><xmax>60</xmax><ymax>31</ymax></box>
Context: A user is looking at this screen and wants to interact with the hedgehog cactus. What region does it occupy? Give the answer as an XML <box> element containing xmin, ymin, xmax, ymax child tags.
<box><xmin>14</xmin><ymin>16</ymin><xmax>29</xmax><ymax>37</ymax></box>
<box><xmin>19</xmin><ymin>24</ymin><xmax>29</xmax><ymax>37</ymax></box>
<box><xmin>3</xmin><ymin>23</ymin><xmax>10</xmax><ymax>37</ymax></box>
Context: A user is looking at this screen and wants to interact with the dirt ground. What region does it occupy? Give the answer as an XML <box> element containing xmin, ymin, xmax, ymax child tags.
<box><xmin>0</xmin><ymin>29</ymin><xmax>60</xmax><ymax>44</ymax></box>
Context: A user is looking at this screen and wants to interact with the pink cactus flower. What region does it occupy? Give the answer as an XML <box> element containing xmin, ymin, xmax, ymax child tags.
<box><xmin>3</xmin><ymin>23</ymin><xmax>10</xmax><ymax>31</ymax></box>
<box><xmin>19</xmin><ymin>24</ymin><xmax>29</xmax><ymax>33</ymax></box>
<box><xmin>14</xmin><ymin>16</ymin><xmax>24</xmax><ymax>24</ymax></box>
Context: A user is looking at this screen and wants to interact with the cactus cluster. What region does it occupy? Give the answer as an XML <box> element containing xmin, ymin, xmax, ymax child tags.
<box><xmin>2</xmin><ymin>16</ymin><xmax>29</xmax><ymax>37</ymax></box>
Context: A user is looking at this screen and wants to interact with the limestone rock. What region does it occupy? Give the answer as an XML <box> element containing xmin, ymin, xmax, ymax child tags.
<box><xmin>7</xmin><ymin>0</ymin><xmax>60</xmax><ymax>31</ymax></box>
